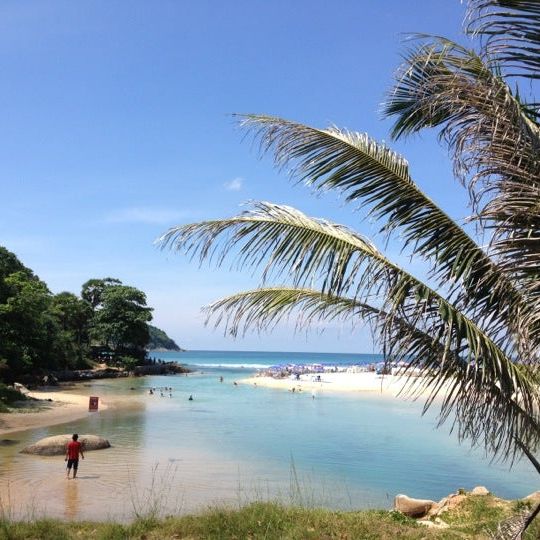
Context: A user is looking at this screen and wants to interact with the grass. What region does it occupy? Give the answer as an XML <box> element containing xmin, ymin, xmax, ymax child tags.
<box><xmin>440</xmin><ymin>495</ymin><xmax>511</xmax><ymax>535</ymax></box>
<box><xmin>0</xmin><ymin>499</ymin><xmax>539</xmax><ymax>540</ymax></box>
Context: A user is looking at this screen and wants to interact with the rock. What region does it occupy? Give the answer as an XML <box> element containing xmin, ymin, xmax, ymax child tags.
<box><xmin>471</xmin><ymin>486</ymin><xmax>490</xmax><ymax>496</ymax></box>
<box><xmin>21</xmin><ymin>434</ymin><xmax>110</xmax><ymax>456</ymax></box>
<box><xmin>394</xmin><ymin>494</ymin><xmax>439</xmax><ymax>518</ymax></box>
<box><xmin>13</xmin><ymin>382</ymin><xmax>29</xmax><ymax>395</ymax></box>
<box><xmin>0</xmin><ymin>439</ymin><xmax>18</xmax><ymax>446</ymax></box>
<box><xmin>435</xmin><ymin>494</ymin><xmax>467</xmax><ymax>515</ymax></box>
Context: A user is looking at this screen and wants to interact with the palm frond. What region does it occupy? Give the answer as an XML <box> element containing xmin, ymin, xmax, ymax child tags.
<box><xmin>159</xmin><ymin>202</ymin><xmax>384</xmax><ymax>299</ymax></box>
<box><xmin>384</xmin><ymin>38</ymin><xmax>540</xmax><ymax>352</ymax></box>
<box><xmin>204</xmin><ymin>286</ymin><xmax>540</xmax><ymax>461</ymax></box>
<box><xmin>204</xmin><ymin>287</ymin><xmax>380</xmax><ymax>338</ymax></box>
<box><xmin>466</xmin><ymin>0</ymin><xmax>540</xmax><ymax>83</ymax></box>
<box><xmin>238</xmin><ymin>115</ymin><xmax>537</xmax><ymax>358</ymax></box>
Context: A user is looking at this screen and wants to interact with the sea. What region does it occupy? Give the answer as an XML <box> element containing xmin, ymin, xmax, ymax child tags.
<box><xmin>0</xmin><ymin>349</ymin><xmax>537</xmax><ymax>521</ymax></box>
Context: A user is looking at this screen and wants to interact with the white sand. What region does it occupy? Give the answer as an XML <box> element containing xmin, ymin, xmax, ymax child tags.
<box><xmin>239</xmin><ymin>371</ymin><xmax>433</xmax><ymax>398</ymax></box>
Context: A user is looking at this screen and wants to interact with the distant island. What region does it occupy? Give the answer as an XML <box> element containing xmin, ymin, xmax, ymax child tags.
<box><xmin>148</xmin><ymin>325</ymin><xmax>184</xmax><ymax>352</ymax></box>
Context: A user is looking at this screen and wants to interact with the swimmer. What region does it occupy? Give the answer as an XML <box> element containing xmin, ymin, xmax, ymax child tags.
<box><xmin>188</xmin><ymin>394</ymin><xmax>193</xmax><ymax>401</ymax></box>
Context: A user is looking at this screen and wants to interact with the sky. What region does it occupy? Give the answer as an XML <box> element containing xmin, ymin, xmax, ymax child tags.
<box><xmin>0</xmin><ymin>0</ymin><xmax>472</xmax><ymax>353</ymax></box>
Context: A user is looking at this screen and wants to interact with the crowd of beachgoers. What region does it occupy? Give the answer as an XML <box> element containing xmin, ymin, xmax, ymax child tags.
<box><xmin>256</xmin><ymin>360</ymin><xmax>420</xmax><ymax>380</ymax></box>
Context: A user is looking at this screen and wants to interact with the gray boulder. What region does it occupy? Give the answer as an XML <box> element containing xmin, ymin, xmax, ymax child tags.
<box><xmin>21</xmin><ymin>434</ymin><xmax>110</xmax><ymax>456</ymax></box>
<box><xmin>394</xmin><ymin>494</ymin><xmax>439</xmax><ymax>518</ymax></box>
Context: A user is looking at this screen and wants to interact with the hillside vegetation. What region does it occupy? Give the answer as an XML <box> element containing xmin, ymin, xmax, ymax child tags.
<box><xmin>148</xmin><ymin>325</ymin><xmax>183</xmax><ymax>351</ymax></box>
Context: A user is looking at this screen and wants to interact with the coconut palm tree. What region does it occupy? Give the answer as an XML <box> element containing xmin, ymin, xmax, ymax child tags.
<box><xmin>161</xmin><ymin>1</ymin><xmax>540</xmax><ymax>534</ymax></box>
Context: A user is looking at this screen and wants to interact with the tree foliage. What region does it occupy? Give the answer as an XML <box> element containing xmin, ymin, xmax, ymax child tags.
<box><xmin>81</xmin><ymin>277</ymin><xmax>122</xmax><ymax>310</ymax></box>
<box><xmin>91</xmin><ymin>284</ymin><xmax>153</xmax><ymax>359</ymax></box>
<box><xmin>0</xmin><ymin>247</ymin><xmax>165</xmax><ymax>380</ymax></box>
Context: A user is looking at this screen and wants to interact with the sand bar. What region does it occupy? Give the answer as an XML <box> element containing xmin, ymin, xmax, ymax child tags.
<box><xmin>239</xmin><ymin>371</ymin><xmax>435</xmax><ymax>398</ymax></box>
<box><xmin>0</xmin><ymin>389</ymin><xmax>110</xmax><ymax>436</ymax></box>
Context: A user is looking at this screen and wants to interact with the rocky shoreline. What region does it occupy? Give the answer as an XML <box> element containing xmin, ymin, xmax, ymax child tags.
<box><xmin>394</xmin><ymin>487</ymin><xmax>540</xmax><ymax>529</ymax></box>
<box><xmin>42</xmin><ymin>362</ymin><xmax>191</xmax><ymax>384</ymax></box>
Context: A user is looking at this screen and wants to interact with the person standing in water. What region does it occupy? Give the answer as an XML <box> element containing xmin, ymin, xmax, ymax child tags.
<box><xmin>65</xmin><ymin>434</ymin><xmax>84</xmax><ymax>479</ymax></box>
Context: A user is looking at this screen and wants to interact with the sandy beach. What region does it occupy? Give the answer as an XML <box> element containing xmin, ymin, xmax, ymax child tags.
<box><xmin>239</xmin><ymin>371</ymin><xmax>434</xmax><ymax>398</ymax></box>
<box><xmin>0</xmin><ymin>389</ymin><xmax>110</xmax><ymax>436</ymax></box>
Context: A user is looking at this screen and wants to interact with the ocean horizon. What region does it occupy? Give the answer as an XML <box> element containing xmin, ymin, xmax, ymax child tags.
<box><xmin>154</xmin><ymin>349</ymin><xmax>384</xmax><ymax>370</ymax></box>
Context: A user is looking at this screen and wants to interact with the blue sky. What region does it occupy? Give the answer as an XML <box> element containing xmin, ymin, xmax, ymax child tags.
<box><xmin>0</xmin><ymin>1</ymin><xmax>470</xmax><ymax>352</ymax></box>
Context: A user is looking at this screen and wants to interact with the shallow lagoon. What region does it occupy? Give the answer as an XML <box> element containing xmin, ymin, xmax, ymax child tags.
<box><xmin>0</xmin><ymin>350</ymin><xmax>537</xmax><ymax>521</ymax></box>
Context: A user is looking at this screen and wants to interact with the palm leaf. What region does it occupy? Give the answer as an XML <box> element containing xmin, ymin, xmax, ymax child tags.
<box><xmin>204</xmin><ymin>287</ymin><xmax>380</xmax><ymax>337</ymax></box>
<box><xmin>159</xmin><ymin>202</ymin><xmax>384</xmax><ymax>298</ymax></box>
<box><xmin>466</xmin><ymin>0</ymin><xmax>540</xmax><ymax>83</ymax></box>
<box><xmin>235</xmin><ymin>115</ymin><xmax>536</xmax><ymax>356</ymax></box>
<box><xmin>384</xmin><ymin>38</ymin><xmax>540</xmax><ymax>354</ymax></box>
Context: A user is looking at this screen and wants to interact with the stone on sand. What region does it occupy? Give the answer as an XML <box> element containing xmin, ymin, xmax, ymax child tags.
<box><xmin>21</xmin><ymin>434</ymin><xmax>110</xmax><ymax>456</ymax></box>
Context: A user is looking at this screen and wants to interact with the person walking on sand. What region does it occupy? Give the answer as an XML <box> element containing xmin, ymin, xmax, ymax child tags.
<box><xmin>65</xmin><ymin>434</ymin><xmax>84</xmax><ymax>479</ymax></box>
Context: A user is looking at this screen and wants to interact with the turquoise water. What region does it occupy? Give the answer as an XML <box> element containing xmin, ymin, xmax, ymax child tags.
<box><xmin>0</xmin><ymin>349</ymin><xmax>537</xmax><ymax>521</ymax></box>
<box><xmin>156</xmin><ymin>349</ymin><xmax>382</xmax><ymax>369</ymax></box>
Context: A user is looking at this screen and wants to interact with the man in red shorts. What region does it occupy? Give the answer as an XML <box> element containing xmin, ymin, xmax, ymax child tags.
<box><xmin>65</xmin><ymin>433</ymin><xmax>84</xmax><ymax>479</ymax></box>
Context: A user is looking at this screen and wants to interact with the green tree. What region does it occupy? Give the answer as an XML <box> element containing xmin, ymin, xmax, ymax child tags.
<box><xmin>81</xmin><ymin>277</ymin><xmax>122</xmax><ymax>310</ymax></box>
<box><xmin>0</xmin><ymin>270</ymin><xmax>57</xmax><ymax>378</ymax></box>
<box><xmin>50</xmin><ymin>292</ymin><xmax>93</xmax><ymax>368</ymax></box>
<box><xmin>91</xmin><ymin>285</ymin><xmax>153</xmax><ymax>361</ymax></box>
<box><xmin>161</xmin><ymin>0</ymin><xmax>540</xmax><ymax>532</ymax></box>
<box><xmin>0</xmin><ymin>246</ymin><xmax>36</xmax><ymax>303</ymax></box>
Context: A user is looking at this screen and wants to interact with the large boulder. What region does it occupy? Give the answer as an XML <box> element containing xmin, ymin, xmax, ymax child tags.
<box><xmin>21</xmin><ymin>434</ymin><xmax>110</xmax><ymax>456</ymax></box>
<box><xmin>471</xmin><ymin>486</ymin><xmax>490</xmax><ymax>496</ymax></box>
<box><xmin>394</xmin><ymin>494</ymin><xmax>439</xmax><ymax>518</ymax></box>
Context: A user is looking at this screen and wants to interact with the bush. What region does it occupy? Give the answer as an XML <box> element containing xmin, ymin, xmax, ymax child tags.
<box><xmin>117</xmin><ymin>356</ymin><xmax>140</xmax><ymax>370</ymax></box>
<box><xmin>0</xmin><ymin>383</ymin><xmax>27</xmax><ymax>411</ymax></box>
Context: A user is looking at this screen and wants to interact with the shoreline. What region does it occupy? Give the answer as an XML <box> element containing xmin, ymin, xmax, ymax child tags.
<box><xmin>0</xmin><ymin>387</ymin><xmax>112</xmax><ymax>437</ymax></box>
<box><xmin>238</xmin><ymin>371</ymin><xmax>438</xmax><ymax>398</ymax></box>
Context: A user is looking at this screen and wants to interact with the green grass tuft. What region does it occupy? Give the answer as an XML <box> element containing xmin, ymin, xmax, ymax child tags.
<box><xmin>0</xmin><ymin>499</ymin><xmax>538</xmax><ymax>539</ymax></box>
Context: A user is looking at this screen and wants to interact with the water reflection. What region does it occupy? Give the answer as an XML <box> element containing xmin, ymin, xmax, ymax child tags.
<box><xmin>63</xmin><ymin>480</ymin><xmax>79</xmax><ymax>520</ymax></box>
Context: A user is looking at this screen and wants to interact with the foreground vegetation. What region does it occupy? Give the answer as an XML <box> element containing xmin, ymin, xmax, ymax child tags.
<box><xmin>1</xmin><ymin>497</ymin><xmax>538</xmax><ymax>540</ymax></box>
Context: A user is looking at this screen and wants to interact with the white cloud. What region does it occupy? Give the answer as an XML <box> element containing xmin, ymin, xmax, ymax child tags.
<box><xmin>105</xmin><ymin>207</ymin><xmax>189</xmax><ymax>225</ymax></box>
<box><xmin>223</xmin><ymin>177</ymin><xmax>243</xmax><ymax>191</ymax></box>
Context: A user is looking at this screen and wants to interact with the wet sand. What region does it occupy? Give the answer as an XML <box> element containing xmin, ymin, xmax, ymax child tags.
<box><xmin>0</xmin><ymin>389</ymin><xmax>112</xmax><ymax>436</ymax></box>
